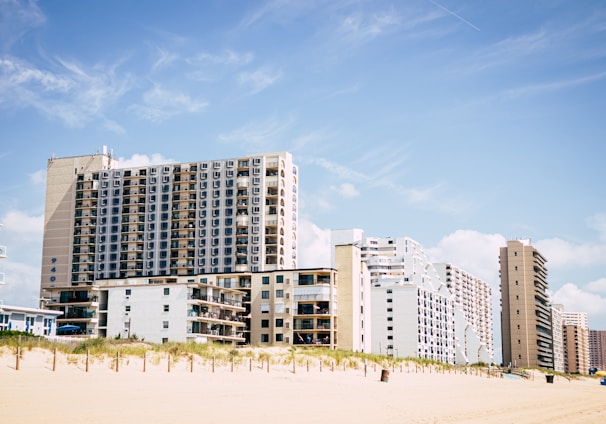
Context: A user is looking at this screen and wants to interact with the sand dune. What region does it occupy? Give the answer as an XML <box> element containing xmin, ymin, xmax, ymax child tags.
<box><xmin>1</xmin><ymin>347</ymin><xmax>605</xmax><ymax>423</ymax></box>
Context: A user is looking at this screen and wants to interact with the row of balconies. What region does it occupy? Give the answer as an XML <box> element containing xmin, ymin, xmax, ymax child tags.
<box><xmin>188</xmin><ymin>294</ymin><xmax>243</xmax><ymax>308</ymax></box>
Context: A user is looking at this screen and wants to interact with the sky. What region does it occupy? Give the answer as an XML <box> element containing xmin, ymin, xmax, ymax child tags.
<box><xmin>1</xmin><ymin>0</ymin><xmax>606</xmax><ymax>354</ymax></box>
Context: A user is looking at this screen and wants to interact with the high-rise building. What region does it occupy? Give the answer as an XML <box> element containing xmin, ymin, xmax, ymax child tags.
<box><xmin>40</xmin><ymin>149</ymin><xmax>298</xmax><ymax>337</ymax></box>
<box><xmin>551</xmin><ymin>304</ymin><xmax>565</xmax><ymax>373</ymax></box>
<box><xmin>589</xmin><ymin>329</ymin><xmax>606</xmax><ymax>370</ymax></box>
<box><xmin>434</xmin><ymin>263</ymin><xmax>493</xmax><ymax>363</ymax></box>
<box><xmin>500</xmin><ymin>239</ymin><xmax>552</xmax><ymax>369</ymax></box>
<box><xmin>562</xmin><ymin>311</ymin><xmax>589</xmax><ymax>374</ymax></box>
<box><xmin>331</xmin><ymin>229</ymin><xmax>492</xmax><ymax>365</ymax></box>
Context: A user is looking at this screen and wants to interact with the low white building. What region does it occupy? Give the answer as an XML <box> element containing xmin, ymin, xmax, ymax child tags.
<box><xmin>0</xmin><ymin>305</ymin><xmax>63</xmax><ymax>336</ymax></box>
<box><xmin>372</xmin><ymin>278</ymin><xmax>456</xmax><ymax>363</ymax></box>
<box><xmin>101</xmin><ymin>276</ymin><xmax>247</xmax><ymax>344</ymax></box>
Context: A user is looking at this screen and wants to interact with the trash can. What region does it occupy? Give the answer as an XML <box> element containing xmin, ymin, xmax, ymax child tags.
<box><xmin>546</xmin><ymin>374</ymin><xmax>554</xmax><ymax>384</ymax></box>
<box><xmin>380</xmin><ymin>369</ymin><xmax>389</xmax><ymax>383</ymax></box>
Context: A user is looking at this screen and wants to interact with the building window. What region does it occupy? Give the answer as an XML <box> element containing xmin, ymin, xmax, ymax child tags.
<box><xmin>262</xmin><ymin>276</ymin><xmax>270</xmax><ymax>284</ymax></box>
<box><xmin>164</xmin><ymin>288</ymin><xmax>170</xmax><ymax>296</ymax></box>
<box><xmin>276</xmin><ymin>334</ymin><xmax>283</xmax><ymax>342</ymax></box>
<box><xmin>262</xmin><ymin>290</ymin><xmax>270</xmax><ymax>299</ymax></box>
<box><xmin>261</xmin><ymin>334</ymin><xmax>269</xmax><ymax>343</ymax></box>
<box><xmin>276</xmin><ymin>319</ymin><xmax>283</xmax><ymax>327</ymax></box>
<box><xmin>261</xmin><ymin>319</ymin><xmax>269</xmax><ymax>328</ymax></box>
<box><xmin>163</xmin><ymin>305</ymin><xmax>169</xmax><ymax>312</ymax></box>
<box><xmin>276</xmin><ymin>275</ymin><xmax>284</xmax><ymax>283</ymax></box>
<box><xmin>276</xmin><ymin>290</ymin><xmax>284</xmax><ymax>298</ymax></box>
<box><xmin>162</xmin><ymin>321</ymin><xmax>169</xmax><ymax>329</ymax></box>
<box><xmin>125</xmin><ymin>289</ymin><xmax>131</xmax><ymax>295</ymax></box>
<box><xmin>125</xmin><ymin>306</ymin><xmax>131</xmax><ymax>312</ymax></box>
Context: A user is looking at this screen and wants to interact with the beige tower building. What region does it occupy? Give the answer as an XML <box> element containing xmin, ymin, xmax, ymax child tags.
<box><xmin>562</xmin><ymin>311</ymin><xmax>589</xmax><ymax>374</ymax></box>
<box><xmin>41</xmin><ymin>148</ymin><xmax>117</xmax><ymax>295</ymax></box>
<box><xmin>333</xmin><ymin>244</ymin><xmax>372</xmax><ymax>353</ymax></box>
<box><xmin>500</xmin><ymin>239</ymin><xmax>552</xmax><ymax>369</ymax></box>
<box><xmin>589</xmin><ymin>329</ymin><xmax>606</xmax><ymax>370</ymax></box>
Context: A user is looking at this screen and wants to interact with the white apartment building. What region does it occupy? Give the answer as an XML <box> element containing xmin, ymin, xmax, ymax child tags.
<box><xmin>40</xmin><ymin>149</ymin><xmax>298</xmax><ymax>337</ymax></box>
<box><xmin>99</xmin><ymin>275</ymin><xmax>247</xmax><ymax>344</ymax></box>
<box><xmin>332</xmin><ymin>230</ymin><xmax>463</xmax><ymax>364</ymax></box>
<box><xmin>552</xmin><ymin>304</ymin><xmax>565</xmax><ymax>373</ymax></box>
<box><xmin>434</xmin><ymin>263</ymin><xmax>493</xmax><ymax>364</ymax></box>
<box><xmin>372</xmin><ymin>278</ymin><xmax>456</xmax><ymax>363</ymax></box>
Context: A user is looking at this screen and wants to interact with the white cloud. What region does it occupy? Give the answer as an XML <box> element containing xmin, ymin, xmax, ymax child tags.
<box><xmin>1</xmin><ymin>260</ymin><xmax>43</xmax><ymax>309</ymax></box>
<box><xmin>0</xmin><ymin>56</ymin><xmax>133</xmax><ymax>127</ymax></box>
<box><xmin>334</xmin><ymin>183</ymin><xmax>359</xmax><ymax>198</ymax></box>
<box><xmin>188</xmin><ymin>50</ymin><xmax>254</xmax><ymax>67</ymax></box>
<box><xmin>152</xmin><ymin>47</ymin><xmax>179</xmax><ymax>71</ymax></box>
<box><xmin>586</xmin><ymin>278</ymin><xmax>606</xmax><ymax>294</ymax></box>
<box><xmin>218</xmin><ymin>114</ymin><xmax>294</xmax><ymax>149</ymax></box>
<box><xmin>551</xmin><ymin>283</ymin><xmax>606</xmax><ymax>319</ymax></box>
<box><xmin>0</xmin><ymin>210</ymin><xmax>44</xmax><ymax>308</ymax></box>
<box><xmin>297</xmin><ymin>218</ymin><xmax>331</xmax><ymax>268</ymax></box>
<box><xmin>337</xmin><ymin>9</ymin><xmax>400</xmax><ymax>44</ymax></box>
<box><xmin>304</xmin><ymin>155</ymin><xmax>469</xmax><ymax>216</ymax></box>
<box><xmin>505</xmin><ymin>71</ymin><xmax>606</xmax><ymax>98</ymax></box>
<box><xmin>2</xmin><ymin>210</ymin><xmax>43</xmax><ymax>237</ymax></box>
<box><xmin>426</xmin><ymin>229</ymin><xmax>506</xmax><ymax>284</ymax></box>
<box><xmin>587</xmin><ymin>213</ymin><xmax>606</xmax><ymax>241</ymax></box>
<box><xmin>29</xmin><ymin>169</ymin><xmax>45</xmax><ymax>185</ymax></box>
<box><xmin>116</xmin><ymin>153</ymin><xmax>176</xmax><ymax>168</ymax></box>
<box><xmin>129</xmin><ymin>85</ymin><xmax>208</xmax><ymax>122</ymax></box>
<box><xmin>534</xmin><ymin>237</ymin><xmax>606</xmax><ymax>268</ymax></box>
<box><xmin>0</xmin><ymin>0</ymin><xmax>46</xmax><ymax>51</ymax></box>
<box><xmin>237</xmin><ymin>67</ymin><xmax>282</xmax><ymax>95</ymax></box>
<box><xmin>102</xmin><ymin>119</ymin><xmax>126</xmax><ymax>135</ymax></box>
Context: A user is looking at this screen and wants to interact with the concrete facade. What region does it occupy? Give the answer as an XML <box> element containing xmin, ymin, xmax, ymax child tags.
<box><xmin>562</xmin><ymin>311</ymin><xmax>590</xmax><ymax>374</ymax></box>
<box><xmin>333</xmin><ymin>244</ymin><xmax>372</xmax><ymax>353</ymax></box>
<box><xmin>434</xmin><ymin>263</ymin><xmax>493</xmax><ymax>363</ymax></box>
<box><xmin>40</xmin><ymin>150</ymin><xmax>298</xmax><ymax>336</ymax></box>
<box><xmin>500</xmin><ymin>239</ymin><xmax>552</xmax><ymax>369</ymax></box>
<box><xmin>331</xmin><ymin>229</ymin><xmax>491</xmax><ymax>365</ymax></box>
<box><xmin>589</xmin><ymin>329</ymin><xmax>606</xmax><ymax>370</ymax></box>
<box><xmin>551</xmin><ymin>305</ymin><xmax>565</xmax><ymax>373</ymax></box>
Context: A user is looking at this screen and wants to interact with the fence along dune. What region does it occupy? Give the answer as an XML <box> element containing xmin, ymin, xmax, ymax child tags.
<box><xmin>1</xmin><ymin>344</ymin><xmax>605</xmax><ymax>423</ymax></box>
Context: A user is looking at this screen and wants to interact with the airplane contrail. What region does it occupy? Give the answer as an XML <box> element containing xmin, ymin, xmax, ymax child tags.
<box><xmin>429</xmin><ymin>0</ymin><xmax>481</xmax><ymax>32</ymax></box>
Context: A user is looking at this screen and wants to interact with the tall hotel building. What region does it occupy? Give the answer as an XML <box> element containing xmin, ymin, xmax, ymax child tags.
<box><xmin>589</xmin><ymin>329</ymin><xmax>606</xmax><ymax>370</ymax></box>
<box><xmin>433</xmin><ymin>263</ymin><xmax>494</xmax><ymax>363</ymax></box>
<box><xmin>561</xmin><ymin>311</ymin><xmax>589</xmax><ymax>374</ymax></box>
<box><xmin>500</xmin><ymin>239</ymin><xmax>553</xmax><ymax>369</ymax></box>
<box><xmin>40</xmin><ymin>148</ymin><xmax>298</xmax><ymax>341</ymax></box>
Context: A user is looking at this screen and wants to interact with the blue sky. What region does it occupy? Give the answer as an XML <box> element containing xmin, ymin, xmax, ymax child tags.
<box><xmin>1</xmin><ymin>0</ymin><xmax>606</xmax><ymax>344</ymax></box>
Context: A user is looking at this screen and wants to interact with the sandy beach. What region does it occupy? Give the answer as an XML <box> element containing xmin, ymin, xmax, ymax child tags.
<box><xmin>1</xmin><ymin>347</ymin><xmax>604</xmax><ymax>424</ymax></box>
